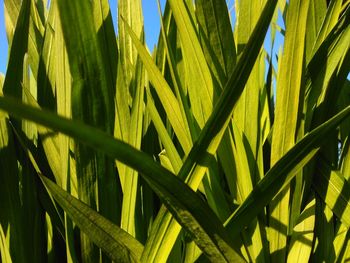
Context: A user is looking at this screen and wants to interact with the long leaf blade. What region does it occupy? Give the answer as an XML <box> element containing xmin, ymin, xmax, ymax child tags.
<box><xmin>40</xmin><ymin>175</ymin><xmax>144</xmax><ymax>263</ymax></box>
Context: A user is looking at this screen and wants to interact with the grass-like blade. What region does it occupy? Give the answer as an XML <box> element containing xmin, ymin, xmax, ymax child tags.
<box><xmin>286</xmin><ymin>197</ymin><xmax>316</xmax><ymax>262</ymax></box>
<box><xmin>0</xmin><ymin>224</ymin><xmax>12</xmax><ymax>263</ymax></box>
<box><xmin>40</xmin><ymin>175</ymin><xmax>144</xmax><ymax>263</ymax></box>
<box><xmin>269</xmin><ymin>0</ymin><xmax>309</xmax><ymax>258</ymax></box>
<box><xmin>3</xmin><ymin>0</ymin><xmax>30</xmax><ymax>99</ymax></box>
<box><xmin>313</xmin><ymin>160</ymin><xmax>350</xmax><ymax>227</ymax></box>
<box><xmin>0</xmin><ymin>119</ymin><xmax>27</xmax><ymax>263</ymax></box>
<box><xmin>4</xmin><ymin>0</ymin><xmax>42</xmax><ymax>77</ymax></box>
<box><xmin>195</xmin><ymin>0</ymin><xmax>236</xmax><ymax>84</ymax></box>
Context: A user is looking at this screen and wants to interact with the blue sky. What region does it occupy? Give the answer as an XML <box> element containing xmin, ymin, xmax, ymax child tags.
<box><xmin>0</xmin><ymin>2</ymin><xmax>6</xmax><ymax>74</ymax></box>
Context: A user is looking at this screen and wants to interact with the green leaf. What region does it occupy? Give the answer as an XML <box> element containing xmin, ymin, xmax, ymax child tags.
<box><xmin>3</xmin><ymin>0</ymin><xmax>31</xmax><ymax>99</ymax></box>
<box><xmin>4</xmin><ymin>0</ymin><xmax>42</xmax><ymax>77</ymax></box>
<box><xmin>313</xmin><ymin>160</ymin><xmax>350</xmax><ymax>227</ymax></box>
<box><xmin>120</xmin><ymin>57</ymin><xmax>145</xmax><ymax>238</ymax></box>
<box><xmin>40</xmin><ymin>175</ymin><xmax>144</xmax><ymax>263</ymax></box>
<box><xmin>0</xmin><ymin>119</ymin><xmax>26</xmax><ymax>263</ymax></box>
<box><xmin>155</xmin><ymin>0</ymin><xmax>197</xmax><ymax>146</ymax></box>
<box><xmin>92</xmin><ymin>0</ymin><xmax>118</xmax><ymax>91</ymax></box>
<box><xmin>305</xmin><ymin>0</ymin><xmax>327</xmax><ymax>63</ymax></box>
<box><xmin>230</xmin><ymin>123</ymin><xmax>266</xmax><ymax>261</ymax></box>
<box><xmin>0</xmin><ymin>2</ymin><xmax>47</xmax><ymax>262</ymax></box>
<box><xmin>0</xmin><ymin>224</ymin><xmax>12</xmax><ymax>263</ymax></box>
<box><xmin>332</xmin><ymin>224</ymin><xmax>349</xmax><ymax>262</ymax></box>
<box><xmin>269</xmin><ymin>0</ymin><xmax>310</xmax><ymax>258</ymax></box>
<box><xmin>36</xmin><ymin>1</ymin><xmax>56</xmax><ymax>111</ymax></box>
<box><xmin>145</xmin><ymin>89</ymin><xmax>182</xmax><ymax>173</ymax></box>
<box><xmin>305</xmin><ymin>5</ymin><xmax>350</xmax><ymax>131</ymax></box>
<box><xmin>286</xmin><ymin>197</ymin><xmax>316</xmax><ymax>263</ymax></box>
<box><xmin>313</xmin><ymin>196</ymin><xmax>334</xmax><ymax>262</ymax></box>
<box><xmin>195</xmin><ymin>0</ymin><xmax>236</xmax><ymax>84</ymax></box>
<box><xmin>312</xmin><ymin>0</ymin><xmax>343</xmax><ymax>54</ymax></box>
<box><xmin>118</xmin><ymin>0</ymin><xmax>143</xmax><ymax>86</ymax></box>
<box><xmin>53</xmin><ymin>7</ymin><xmax>79</xmax><ymax>261</ymax></box>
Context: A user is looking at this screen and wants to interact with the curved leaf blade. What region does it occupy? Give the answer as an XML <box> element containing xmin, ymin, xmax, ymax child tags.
<box><xmin>40</xmin><ymin>175</ymin><xmax>143</xmax><ymax>263</ymax></box>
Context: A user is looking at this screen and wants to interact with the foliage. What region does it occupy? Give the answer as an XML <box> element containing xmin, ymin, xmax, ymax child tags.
<box><xmin>0</xmin><ymin>0</ymin><xmax>349</xmax><ymax>262</ymax></box>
